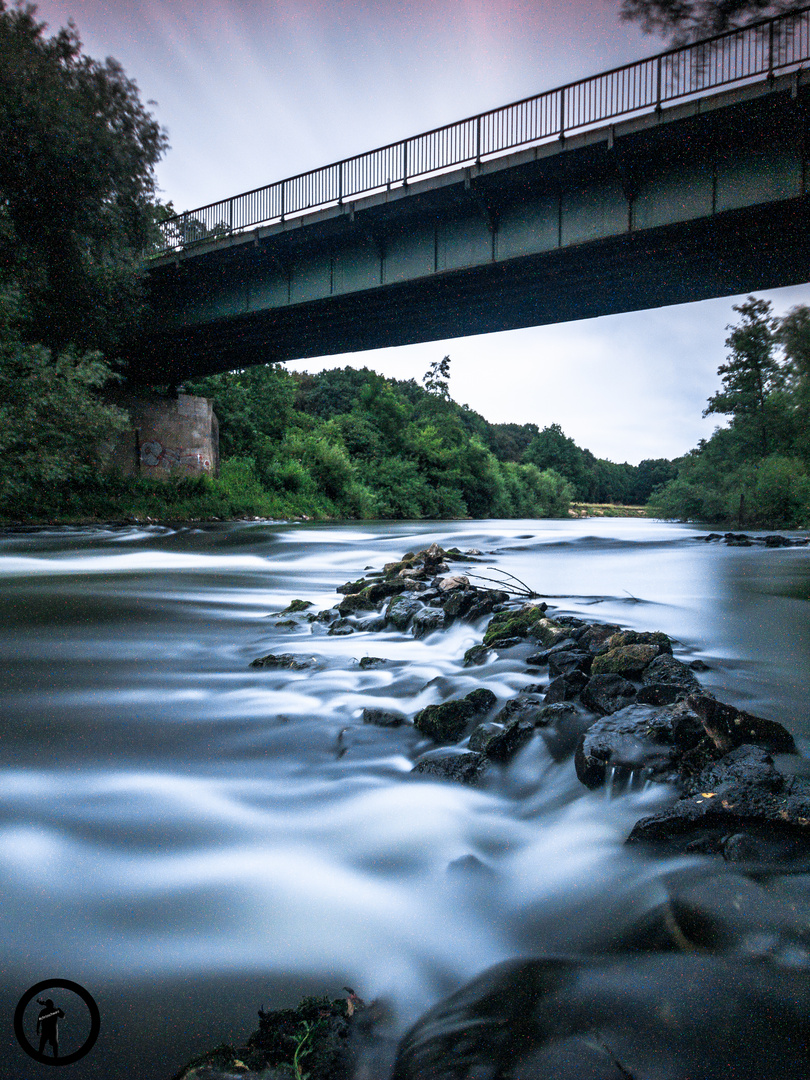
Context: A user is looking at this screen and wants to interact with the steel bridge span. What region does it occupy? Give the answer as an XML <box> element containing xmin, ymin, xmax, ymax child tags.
<box><xmin>133</xmin><ymin>9</ymin><xmax>810</xmax><ymax>382</ymax></box>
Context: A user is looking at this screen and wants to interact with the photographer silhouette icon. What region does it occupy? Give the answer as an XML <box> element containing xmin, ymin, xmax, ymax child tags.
<box><xmin>14</xmin><ymin>980</ymin><xmax>100</xmax><ymax>1066</ymax></box>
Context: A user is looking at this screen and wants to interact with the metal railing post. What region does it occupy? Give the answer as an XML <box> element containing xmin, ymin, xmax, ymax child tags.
<box><xmin>402</xmin><ymin>140</ymin><xmax>408</xmax><ymax>185</ymax></box>
<box><xmin>559</xmin><ymin>87</ymin><xmax>566</xmax><ymax>139</ymax></box>
<box><xmin>280</xmin><ymin>181</ymin><xmax>285</xmax><ymax>222</ymax></box>
<box><xmin>656</xmin><ymin>54</ymin><xmax>663</xmax><ymax>109</ymax></box>
<box><xmin>476</xmin><ymin>115</ymin><xmax>481</xmax><ymax>163</ymax></box>
<box><xmin>338</xmin><ymin>162</ymin><xmax>343</xmax><ymax>204</ymax></box>
<box><xmin>768</xmin><ymin>17</ymin><xmax>775</xmax><ymax>77</ymax></box>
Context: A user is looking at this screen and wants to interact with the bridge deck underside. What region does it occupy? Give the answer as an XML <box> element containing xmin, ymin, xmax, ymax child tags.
<box><xmin>135</xmin><ymin>79</ymin><xmax>810</xmax><ymax>382</ymax></box>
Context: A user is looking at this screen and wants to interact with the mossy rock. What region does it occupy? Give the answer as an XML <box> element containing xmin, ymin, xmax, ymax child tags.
<box><xmin>463</xmin><ymin>644</ymin><xmax>492</xmax><ymax>666</ymax></box>
<box><xmin>337</xmin><ymin>592</ymin><xmax>378</xmax><ymax>616</ymax></box>
<box><xmin>590</xmin><ymin>643</ymin><xmax>662</xmax><ymax>678</ymax></box>
<box><xmin>360</xmin><ymin>579</ymin><xmax>409</xmax><ymax>603</ymax></box>
<box><xmin>277</xmin><ymin>599</ymin><xmax>313</xmax><ymax>615</ymax></box>
<box><xmin>600</xmin><ymin>630</ymin><xmax>672</xmax><ymax>654</ymax></box>
<box><xmin>336</xmin><ymin>578</ymin><xmax>369</xmax><ymax>595</ymax></box>
<box><xmin>483</xmin><ymin>605</ymin><xmax>553</xmax><ymax>646</ymax></box>
<box><xmin>413</xmin><ymin>689</ymin><xmax>495</xmax><ymax>742</ymax></box>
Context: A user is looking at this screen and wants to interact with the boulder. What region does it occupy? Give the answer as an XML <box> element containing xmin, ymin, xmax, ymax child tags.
<box><xmin>599</xmin><ymin>629</ymin><xmax>672</xmax><ymax>654</ymax></box>
<box><xmin>390</xmin><ymin>955</ymin><xmax>810</xmax><ymax>1080</ymax></box>
<box><xmin>438</xmin><ymin>575</ymin><xmax>469</xmax><ymax>592</ymax></box>
<box><xmin>574</xmin><ymin>703</ymin><xmax>683</xmax><ymax>789</ymax></box>
<box><xmin>337</xmin><ymin>591</ymin><xmax>378</xmax><ymax>616</ymax></box>
<box><xmin>580</xmin><ymin>673</ymin><xmax>637</xmax><ymax>715</ymax></box>
<box><xmin>482</xmin><ymin>604</ymin><xmax>552</xmax><ymax>646</ymax></box>
<box><xmin>463</xmin><ymin>644</ymin><xmax>492</xmax><ymax>666</ymax></box>
<box><xmin>412</xmin><ymin>751</ymin><xmax>485</xmax><ymax>784</ymax></box>
<box><xmin>578</xmin><ymin>623</ymin><xmax>622</xmax><ymax>653</ymax></box>
<box><xmin>362</xmin><ymin>708</ymin><xmax>406</xmax><ymax>727</ymax></box>
<box><xmin>687</xmin><ymin>693</ymin><xmax>797</xmax><ymax>755</ymax></box>
<box><xmin>385</xmin><ymin>593</ymin><xmax>424</xmax><ymax>631</ymax></box>
<box><xmin>627</xmin><ymin>743</ymin><xmax>810</xmax><ymax>857</ymax></box>
<box><xmin>250</xmin><ymin>653</ymin><xmax>314</xmax><ymax>670</ymax></box>
<box><xmin>442</xmin><ymin>588</ymin><xmax>478</xmax><ymax>620</ymax></box>
<box><xmin>413</xmin><ymin>689</ymin><xmax>494</xmax><ymax>743</ymax></box>
<box><xmin>543</xmin><ymin>671</ymin><xmax>588</xmax><ymax>703</ymax></box>
<box><xmin>411</xmin><ymin>608</ymin><xmax>446</xmax><ymax>638</ymax></box>
<box><xmin>590</xmin><ymin>643</ymin><xmax>661</xmax><ymax>678</ymax></box>
<box><xmin>547</xmin><ymin>649</ymin><xmax>592</xmax><ymax>678</ymax></box>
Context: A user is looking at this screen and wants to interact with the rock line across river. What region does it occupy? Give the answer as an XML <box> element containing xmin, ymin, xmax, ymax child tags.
<box><xmin>177</xmin><ymin>538</ymin><xmax>810</xmax><ymax>1080</ymax></box>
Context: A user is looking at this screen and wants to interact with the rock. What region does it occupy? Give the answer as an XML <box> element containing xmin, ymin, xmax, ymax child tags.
<box><xmin>463</xmin><ymin>644</ymin><xmax>492</xmax><ymax>666</ymax></box>
<box><xmin>385</xmin><ymin>593</ymin><xmax>424</xmax><ymax>631</ymax></box>
<box><xmin>438</xmin><ymin>575</ymin><xmax>469</xmax><ymax>592</ymax></box>
<box><xmin>398</xmin><ymin>567</ymin><xmax>428</xmax><ymax>580</ymax></box>
<box><xmin>250</xmin><ymin>653</ymin><xmax>314</xmax><ymax>670</ymax></box>
<box><xmin>642</xmin><ymin>653</ymin><xmax>700</xmax><ymax>692</ymax></box>
<box><xmin>492</xmin><ymin>695</ymin><xmax>547</xmax><ymax>727</ymax></box>
<box><xmin>687</xmin><ymin>693</ymin><xmax>797</xmax><ymax>755</ymax></box>
<box><xmin>413</xmin><ymin>690</ymin><xmax>493</xmax><ymax>743</ymax></box>
<box><xmin>628</xmin><ymin>744</ymin><xmax>810</xmax><ymax>856</ymax></box>
<box><xmin>580</xmin><ymin>673</ymin><xmax>637</xmax><ymax>715</ymax></box>
<box><xmin>362</xmin><ymin>708</ymin><xmax>405</xmax><ymax>727</ymax></box>
<box><xmin>543</xmin><ymin>671</ymin><xmax>588</xmax><ymax>703</ymax></box>
<box><xmin>465</xmin><ymin>688</ymin><xmax>497</xmax><ymax>713</ymax></box>
<box><xmin>536</xmin><ymin>702</ymin><xmax>597</xmax><ymax>761</ymax></box>
<box><xmin>599</xmin><ymin>629</ymin><xmax>673</xmax><ymax>654</ymax></box>
<box><xmin>442</xmin><ymin>588</ymin><xmax>478</xmax><ymax>620</ymax></box>
<box><xmin>690</xmin><ymin>658</ymin><xmax>711</xmax><ymax>671</ymax></box>
<box><xmin>574</xmin><ymin>703</ymin><xmax>683</xmax><ymax>789</ymax></box>
<box><xmin>465</xmin><ymin>590</ymin><xmax>509</xmax><ymax>621</ymax></box>
<box><xmin>316</xmin><ymin>608</ymin><xmax>340</xmax><ymax>624</ymax></box>
<box><xmin>360</xmin><ymin>579</ymin><xmax>409</xmax><ymax>603</ymax></box>
<box><xmin>390</xmin><ymin>955</ymin><xmax>810</xmax><ymax>1080</ymax></box>
<box><xmin>328</xmin><ymin>621</ymin><xmax>355</xmax><ymax>636</ymax></box>
<box><xmin>578</xmin><ymin>623</ymin><xmax>622</xmax><ymax>653</ymax></box>
<box><xmin>336</xmin><ymin>578</ymin><xmax>368</xmax><ymax>595</ymax></box>
<box><xmin>590</xmin><ymin>643</ymin><xmax>662</xmax><ymax>677</ymax></box>
<box><xmin>547</xmin><ymin>649</ymin><xmax>592</xmax><ymax>678</ymax></box>
<box><xmin>412</xmin><ymin>751</ymin><xmax>485</xmax><ymax>784</ymax></box>
<box><xmin>411</xmin><ymin>608</ymin><xmax>446</xmax><ymax>638</ymax></box>
<box><xmin>482</xmin><ymin>604</ymin><xmax>551</xmax><ymax>647</ymax></box>
<box><xmin>337</xmin><ymin>592</ymin><xmax>378</xmax><ymax>616</ymax></box>
<box><xmin>358</xmin><ymin>656</ymin><xmax>387</xmax><ymax>669</ymax></box>
<box><xmin>471</xmin><ymin>717</ymin><xmax>536</xmax><ymax>763</ymax></box>
<box><xmin>725</xmin><ymin>532</ymin><xmax>753</xmax><ymax>546</ymax></box>
<box><xmin>277</xmin><ymin>599</ymin><xmax>313</xmax><ymax>614</ymax></box>
<box><xmin>764</xmin><ymin>533</ymin><xmax>793</xmax><ymax>547</ymax></box>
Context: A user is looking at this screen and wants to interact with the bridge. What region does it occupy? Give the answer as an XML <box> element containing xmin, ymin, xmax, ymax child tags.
<box><xmin>134</xmin><ymin>8</ymin><xmax>810</xmax><ymax>382</ymax></box>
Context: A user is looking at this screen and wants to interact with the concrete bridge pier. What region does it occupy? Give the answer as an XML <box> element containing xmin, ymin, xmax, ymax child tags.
<box><xmin>105</xmin><ymin>393</ymin><xmax>219</xmax><ymax>478</ymax></box>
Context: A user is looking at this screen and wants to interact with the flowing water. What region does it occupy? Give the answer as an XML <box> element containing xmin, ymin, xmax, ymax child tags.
<box><xmin>0</xmin><ymin>518</ymin><xmax>809</xmax><ymax>1078</ymax></box>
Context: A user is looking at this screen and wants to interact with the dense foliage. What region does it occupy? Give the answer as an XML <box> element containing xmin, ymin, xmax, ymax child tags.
<box><xmin>0</xmin><ymin>2</ymin><xmax>168</xmax><ymax>518</ymax></box>
<box><xmin>649</xmin><ymin>298</ymin><xmax>810</xmax><ymax>526</ymax></box>
<box><xmin>620</xmin><ymin>0</ymin><xmax>804</xmax><ymax>43</ymax></box>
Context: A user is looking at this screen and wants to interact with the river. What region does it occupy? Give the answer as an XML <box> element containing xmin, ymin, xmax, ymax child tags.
<box><xmin>0</xmin><ymin>518</ymin><xmax>808</xmax><ymax>1078</ymax></box>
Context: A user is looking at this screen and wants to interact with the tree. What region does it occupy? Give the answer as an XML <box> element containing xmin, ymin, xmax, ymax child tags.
<box><xmin>0</xmin><ymin>1</ymin><xmax>168</xmax><ymax>354</ymax></box>
<box><xmin>422</xmin><ymin>355</ymin><xmax>451</xmax><ymax>398</ymax></box>
<box><xmin>619</xmin><ymin>0</ymin><xmax>802</xmax><ymax>43</ymax></box>
<box><xmin>777</xmin><ymin>304</ymin><xmax>810</xmax><ymax>460</ymax></box>
<box><xmin>703</xmin><ymin>297</ymin><xmax>784</xmax><ymax>457</ymax></box>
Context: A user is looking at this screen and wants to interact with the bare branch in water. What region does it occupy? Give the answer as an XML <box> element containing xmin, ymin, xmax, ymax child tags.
<box><xmin>466</xmin><ymin>567</ymin><xmax>539</xmax><ymax>598</ymax></box>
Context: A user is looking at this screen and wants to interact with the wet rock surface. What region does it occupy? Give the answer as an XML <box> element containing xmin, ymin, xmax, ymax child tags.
<box><xmin>390</xmin><ymin>954</ymin><xmax>810</xmax><ymax>1080</ymax></box>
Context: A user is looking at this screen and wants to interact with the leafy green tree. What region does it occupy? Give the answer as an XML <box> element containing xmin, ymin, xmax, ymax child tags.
<box><xmin>0</xmin><ymin>0</ymin><xmax>168</xmax><ymax>354</ymax></box>
<box><xmin>422</xmin><ymin>355</ymin><xmax>452</xmax><ymax>398</ymax></box>
<box><xmin>523</xmin><ymin>423</ymin><xmax>588</xmax><ymax>497</ymax></box>
<box><xmin>703</xmin><ymin>297</ymin><xmax>785</xmax><ymax>458</ymax></box>
<box><xmin>778</xmin><ymin>304</ymin><xmax>810</xmax><ymax>461</ymax></box>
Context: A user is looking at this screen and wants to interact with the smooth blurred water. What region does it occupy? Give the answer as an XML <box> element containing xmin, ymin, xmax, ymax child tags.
<box><xmin>0</xmin><ymin>518</ymin><xmax>808</xmax><ymax>1078</ymax></box>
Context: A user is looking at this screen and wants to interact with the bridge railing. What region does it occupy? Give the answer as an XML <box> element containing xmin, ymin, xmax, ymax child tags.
<box><xmin>156</xmin><ymin>5</ymin><xmax>810</xmax><ymax>254</ymax></box>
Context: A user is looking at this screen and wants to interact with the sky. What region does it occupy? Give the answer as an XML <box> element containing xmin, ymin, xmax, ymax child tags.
<box><xmin>28</xmin><ymin>0</ymin><xmax>810</xmax><ymax>464</ymax></box>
